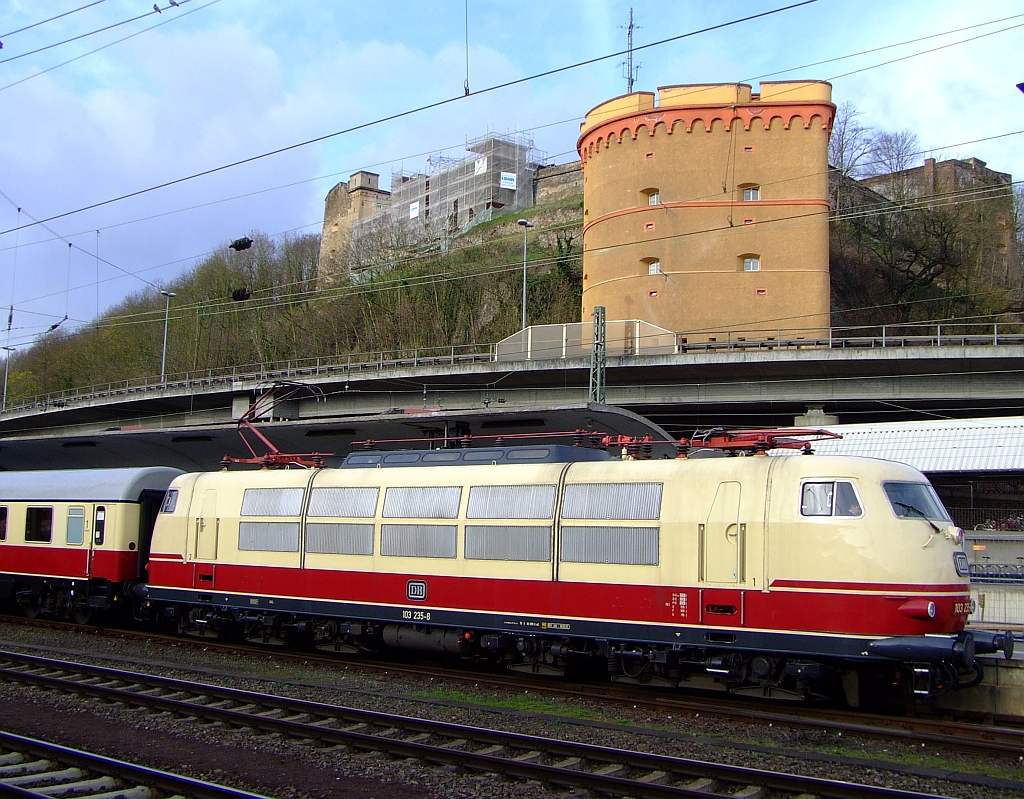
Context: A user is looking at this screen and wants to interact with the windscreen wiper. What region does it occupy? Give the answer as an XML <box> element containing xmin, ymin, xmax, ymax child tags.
<box><xmin>894</xmin><ymin>501</ymin><xmax>941</xmax><ymax>533</ymax></box>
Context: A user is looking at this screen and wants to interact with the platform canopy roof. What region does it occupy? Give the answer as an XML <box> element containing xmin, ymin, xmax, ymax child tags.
<box><xmin>811</xmin><ymin>416</ymin><xmax>1024</xmax><ymax>473</ymax></box>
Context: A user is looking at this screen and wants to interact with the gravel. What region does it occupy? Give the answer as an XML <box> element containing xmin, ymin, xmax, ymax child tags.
<box><xmin>0</xmin><ymin>619</ymin><xmax>1022</xmax><ymax>799</ymax></box>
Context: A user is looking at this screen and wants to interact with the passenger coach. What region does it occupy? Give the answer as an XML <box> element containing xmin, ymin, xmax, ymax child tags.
<box><xmin>0</xmin><ymin>467</ymin><xmax>182</xmax><ymax>622</ymax></box>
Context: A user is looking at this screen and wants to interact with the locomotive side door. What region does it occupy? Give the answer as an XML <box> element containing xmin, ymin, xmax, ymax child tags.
<box><xmin>195</xmin><ymin>489</ymin><xmax>219</xmax><ymax>561</ymax></box>
<box><xmin>701</xmin><ymin>481</ymin><xmax>742</xmax><ymax>583</ymax></box>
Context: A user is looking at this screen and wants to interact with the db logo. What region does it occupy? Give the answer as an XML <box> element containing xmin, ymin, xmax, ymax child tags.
<box><xmin>407</xmin><ymin>580</ymin><xmax>428</xmax><ymax>601</ymax></box>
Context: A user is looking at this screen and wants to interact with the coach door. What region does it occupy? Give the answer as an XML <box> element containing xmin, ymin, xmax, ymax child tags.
<box><xmin>701</xmin><ymin>481</ymin><xmax>742</xmax><ymax>583</ymax></box>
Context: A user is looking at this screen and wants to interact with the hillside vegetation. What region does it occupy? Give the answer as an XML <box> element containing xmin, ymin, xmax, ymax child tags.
<box><xmin>5</xmin><ymin>212</ymin><xmax>582</xmax><ymax>401</ymax></box>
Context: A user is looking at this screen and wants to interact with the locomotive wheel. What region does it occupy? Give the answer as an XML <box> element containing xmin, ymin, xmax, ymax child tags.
<box><xmin>72</xmin><ymin>604</ymin><xmax>94</xmax><ymax>625</ymax></box>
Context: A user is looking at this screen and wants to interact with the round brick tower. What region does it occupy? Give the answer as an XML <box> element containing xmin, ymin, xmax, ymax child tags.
<box><xmin>577</xmin><ymin>82</ymin><xmax>834</xmax><ymax>343</ymax></box>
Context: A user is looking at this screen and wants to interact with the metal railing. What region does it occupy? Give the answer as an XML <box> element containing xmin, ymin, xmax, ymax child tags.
<box><xmin>2</xmin><ymin>320</ymin><xmax>1023</xmax><ymax>416</ymax></box>
<box><xmin>676</xmin><ymin>321</ymin><xmax>1024</xmax><ymax>353</ymax></box>
<box><xmin>1</xmin><ymin>342</ymin><xmax>496</xmax><ymax>416</ymax></box>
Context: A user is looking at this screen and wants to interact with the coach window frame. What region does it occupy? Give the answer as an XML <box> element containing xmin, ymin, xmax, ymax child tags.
<box><xmin>0</xmin><ymin>506</ymin><xmax>6</xmax><ymax>541</ymax></box>
<box><xmin>66</xmin><ymin>506</ymin><xmax>86</xmax><ymax>545</ymax></box>
<box><xmin>25</xmin><ymin>506</ymin><xmax>53</xmax><ymax>543</ymax></box>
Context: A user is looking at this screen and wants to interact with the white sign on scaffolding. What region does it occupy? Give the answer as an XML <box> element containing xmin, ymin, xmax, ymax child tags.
<box><xmin>500</xmin><ymin>171</ymin><xmax>517</xmax><ymax>190</ymax></box>
<box><xmin>409</xmin><ymin>201</ymin><xmax>419</xmax><ymax>219</ymax></box>
<box><xmin>474</xmin><ymin>157</ymin><xmax>487</xmax><ymax>175</ymax></box>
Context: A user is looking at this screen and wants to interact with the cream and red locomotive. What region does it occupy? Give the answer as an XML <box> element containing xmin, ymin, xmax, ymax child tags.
<box><xmin>138</xmin><ymin>437</ymin><xmax>1011</xmax><ymax>702</ymax></box>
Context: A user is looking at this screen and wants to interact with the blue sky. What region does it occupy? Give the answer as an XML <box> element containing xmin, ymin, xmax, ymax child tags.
<box><xmin>0</xmin><ymin>0</ymin><xmax>1022</xmax><ymax>350</ymax></box>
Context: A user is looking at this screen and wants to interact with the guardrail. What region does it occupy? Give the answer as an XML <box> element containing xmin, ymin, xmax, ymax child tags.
<box><xmin>2</xmin><ymin>320</ymin><xmax>1022</xmax><ymax>416</ymax></box>
<box><xmin>676</xmin><ymin>322</ymin><xmax>1024</xmax><ymax>353</ymax></box>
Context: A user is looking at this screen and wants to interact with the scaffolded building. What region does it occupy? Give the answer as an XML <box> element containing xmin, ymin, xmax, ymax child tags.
<box><xmin>351</xmin><ymin>132</ymin><xmax>539</xmax><ymax>253</ymax></box>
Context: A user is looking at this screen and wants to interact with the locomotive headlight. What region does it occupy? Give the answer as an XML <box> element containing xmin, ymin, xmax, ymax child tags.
<box><xmin>898</xmin><ymin>598</ymin><xmax>938</xmax><ymax>620</ymax></box>
<box><xmin>944</xmin><ymin>526</ymin><xmax>964</xmax><ymax>545</ymax></box>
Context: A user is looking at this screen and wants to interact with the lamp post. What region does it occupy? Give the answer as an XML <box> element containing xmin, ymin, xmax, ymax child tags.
<box><xmin>1</xmin><ymin>345</ymin><xmax>13</xmax><ymax>412</ymax></box>
<box><xmin>517</xmin><ymin>219</ymin><xmax>534</xmax><ymax>330</ymax></box>
<box><xmin>160</xmin><ymin>290</ymin><xmax>176</xmax><ymax>383</ymax></box>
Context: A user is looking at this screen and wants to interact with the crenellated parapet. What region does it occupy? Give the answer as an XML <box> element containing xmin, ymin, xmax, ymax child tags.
<box><xmin>578</xmin><ymin>82</ymin><xmax>834</xmax><ymax>165</ymax></box>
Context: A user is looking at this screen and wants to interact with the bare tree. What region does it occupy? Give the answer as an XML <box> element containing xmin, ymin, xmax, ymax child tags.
<box><xmin>864</xmin><ymin>129</ymin><xmax>921</xmax><ymax>202</ymax></box>
<box><xmin>829</xmin><ymin>102</ymin><xmax>873</xmax><ymax>179</ymax></box>
<box><xmin>829</xmin><ymin>102</ymin><xmax>874</xmax><ymax>211</ymax></box>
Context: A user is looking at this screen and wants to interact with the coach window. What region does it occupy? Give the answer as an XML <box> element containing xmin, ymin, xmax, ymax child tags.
<box><xmin>66</xmin><ymin>507</ymin><xmax>86</xmax><ymax>545</ymax></box>
<box><xmin>94</xmin><ymin>506</ymin><xmax>106</xmax><ymax>546</ymax></box>
<box><xmin>0</xmin><ymin>507</ymin><xmax>6</xmax><ymax>541</ymax></box>
<box><xmin>25</xmin><ymin>507</ymin><xmax>53</xmax><ymax>543</ymax></box>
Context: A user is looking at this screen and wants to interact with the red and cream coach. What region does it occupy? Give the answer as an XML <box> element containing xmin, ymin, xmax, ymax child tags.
<box><xmin>0</xmin><ymin>467</ymin><xmax>182</xmax><ymax>622</ymax></box>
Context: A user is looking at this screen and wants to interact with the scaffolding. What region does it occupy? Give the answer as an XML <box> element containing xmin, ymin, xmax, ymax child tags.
<box><xmin>353</xmin><ymin>132</ymin><xmax>540</xmax><ymax>252</ymax></box>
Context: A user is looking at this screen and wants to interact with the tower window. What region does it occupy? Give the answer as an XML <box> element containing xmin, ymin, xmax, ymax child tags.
<box><xmin>742</xmin><ymin>256</ymin><xmax>760</xmax><ymax>272</ymax></box>
<box><xmin>641</xmin><ymin>188</ymin><xmax>660</xmax><ymax>206</ymax></box>
<box><xmin>644</xmin><ymin>258</ymin><xmax>662</xmax><ymax>275</ymax></box>
<box><xmin>743</xmin><ymin>186</ymin><xmax>760</xmax><ymax>202</ymax></box>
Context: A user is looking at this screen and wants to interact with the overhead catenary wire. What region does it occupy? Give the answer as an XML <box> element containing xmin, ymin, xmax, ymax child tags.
<box><xmin>0</xmin><ymin>0</ymin><xmax>822</xmax><ymax>238</ymax></box>
<box><xmin>2</xmin><ymin>7</ymin><xmax>1020</xmax><ymax>322</ymax></box>
<box><xmin>32</xmin><ymin>177</ymin><xmax>1016</xmax><ymax>353</ymax></box>
<box><xmin>5</xmin><ymin>118</ymin><xmax>1020</xmax><ymax>325</ymax></box>
<box><xmin>0</xmin><ymin>0</ymin><xmax>189</xmax><ymax>65</ymax></box>
<box><xmin>0</xmin><ymin>0</ymin><xmax>110</xmax><ymax>40</ymax></box>
<box><xmin>0</xmin><ymin>0</ymin><xmax>220</xmax><ymax>93</ymax></box>
<box><xmin>4</xmin><ymin>169</ymin><xmax>1016</xmax><ymax>347</ymax></box>
<box><xmin>2</xmin><ymin>7</ymin><xmax>1015</xmax><ymax>344</ymax></box>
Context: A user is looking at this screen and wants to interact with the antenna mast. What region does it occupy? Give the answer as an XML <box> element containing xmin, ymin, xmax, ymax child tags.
<box><xmin>620</xmin><ymin>8</ymin><xmax>640</xmax><ymax>94</ymax></box>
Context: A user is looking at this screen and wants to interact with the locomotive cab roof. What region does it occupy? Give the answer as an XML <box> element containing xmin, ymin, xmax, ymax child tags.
<box><xmin>340</xmin><ymin>444</ymin><xmax>612</xmax><ymax>468</ymax></box>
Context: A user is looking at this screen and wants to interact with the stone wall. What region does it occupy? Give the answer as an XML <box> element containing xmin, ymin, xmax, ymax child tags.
<box><xmin>534</xmin><ymin>161</ymin><xmax>583</xmax><ymax>205</ymax></box>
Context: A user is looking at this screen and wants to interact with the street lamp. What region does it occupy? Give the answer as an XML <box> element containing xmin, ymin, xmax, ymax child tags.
<box><xmin>160</xmin><ymin>290</ymin><xmax>176</xmax><ymax>383</ymax></box>
<box><xmin>1</xmin><ymin>345</ymin><xmax>13</xmax><ymax>412</ymax></box>
<box><xmin>517</xmin><ymin>219</ymin><xmax>534</xmax><ymax>330</ymax></box>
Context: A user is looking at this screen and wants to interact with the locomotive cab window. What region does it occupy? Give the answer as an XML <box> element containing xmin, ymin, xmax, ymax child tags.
<box><xmin>25</xmin><ymin>507</ymin><xmax>53</xmax><ymax>543</ymax></box>
<box><xmin>801</xmin><ymin>481</ymin><xmax>862</xmax><ymax>517</ymax></box>
<box><xmin>883</xmin><ymin>482</ymin><xmax>950</xmax><ymax>522</ymax></box>
<box><xmin>66</xmin><ymin>506</ymin><xmax>86</xmax><ymax>545</ymax></box>
<box><xmin>0</xmin><ymin>506</ymin><xmax>6</xmax><ymax>541</ymax></box>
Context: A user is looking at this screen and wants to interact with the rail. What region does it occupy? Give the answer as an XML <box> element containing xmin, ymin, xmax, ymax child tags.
<box><xmin>0</xmin><ymin>650</ymin><xmax>998</xmax><ymax>798</ymax></box>
<box><xmin>0</xmin><ymin>729</ymin><xmax>269</xmax><ymax>799</ymax></box>
<box><xmin>2</xmin><ymin>320</ymin><xmax>1022</xmax><ymax>416</ymax></box>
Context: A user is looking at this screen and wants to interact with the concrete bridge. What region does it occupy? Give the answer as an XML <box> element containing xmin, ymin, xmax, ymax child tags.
<box><xmin>1</xmin><ymin>326</ymin><xmax>1022</xmax><ymax>471</ymax></box>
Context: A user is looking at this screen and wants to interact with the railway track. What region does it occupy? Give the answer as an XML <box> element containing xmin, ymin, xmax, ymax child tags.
<box><xmin>0</xmin><ymin>649</ymin><xmax>993</xmax><ymax>799</ymax></box>
<box><xmin>0</xmin><ymin>729</ymin><xmax>269</xmax><ymax>799</ymax></box>
<box><xmin>3</xmin><ymin>615</ymin><xmax>1023</xmax><ymax>761</ymax></box>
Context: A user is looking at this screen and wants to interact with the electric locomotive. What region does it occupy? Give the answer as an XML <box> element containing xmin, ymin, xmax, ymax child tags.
<box><xmin>144</xmin><ymin>439</ymin><xmax>1012</xmax><ymax>703</ymax></box>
